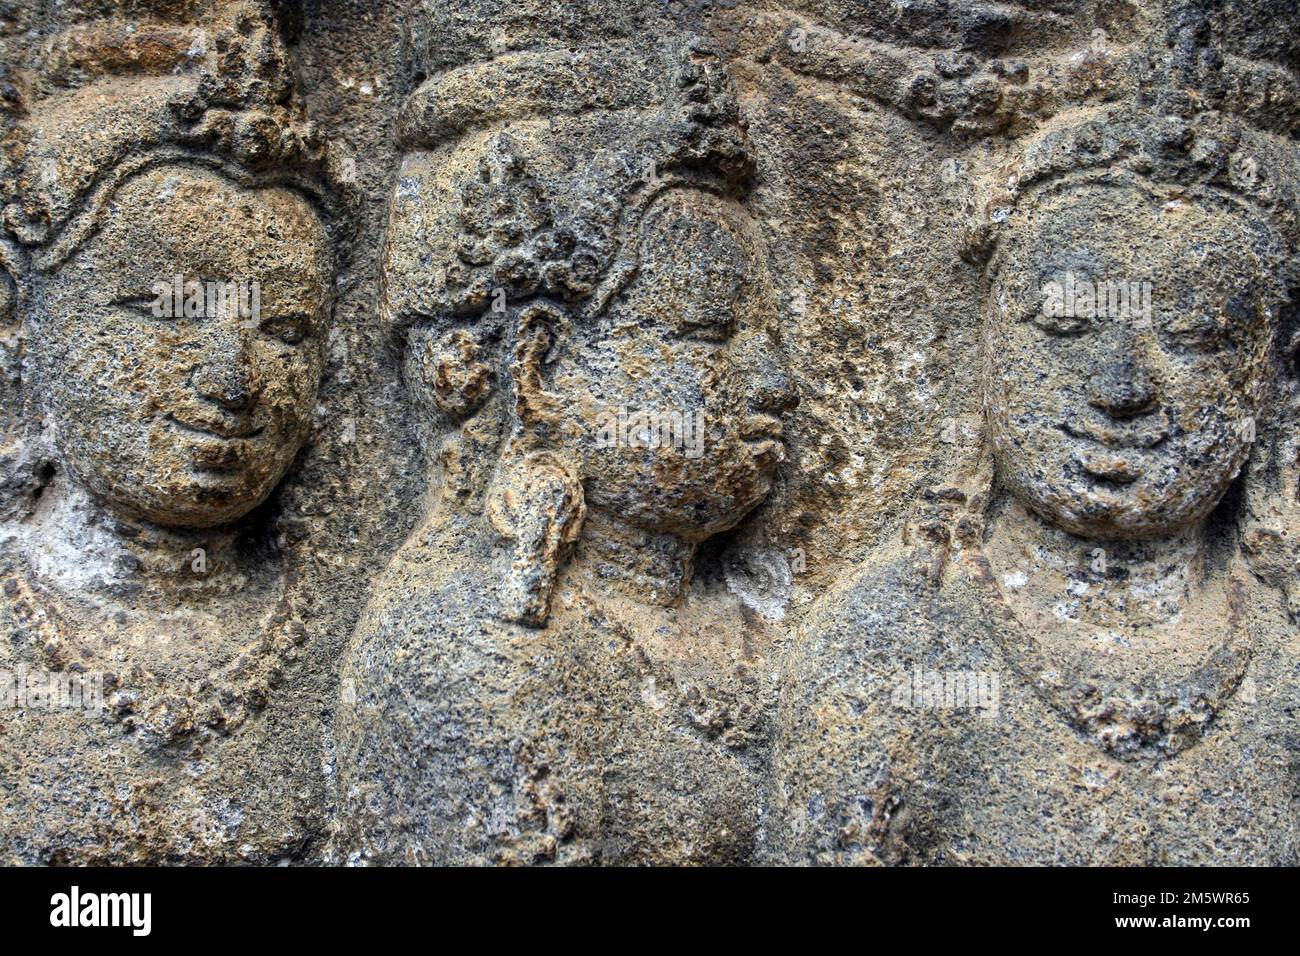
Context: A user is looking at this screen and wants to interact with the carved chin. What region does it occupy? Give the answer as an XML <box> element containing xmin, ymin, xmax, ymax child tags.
<box><xmin>82</xmin><ymin>464</ymin><xmax>279</xmax><ymax>528</ymax></box>
<box><xmin>1011</xmin><ymin>467</ymin><xmax>1225</xmax><ymax>540</ymax></box>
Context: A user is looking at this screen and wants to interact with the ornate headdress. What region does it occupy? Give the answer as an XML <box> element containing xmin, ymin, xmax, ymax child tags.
<box><xmin>962</xmin><ymin>106</ymin><xmax>1300</xmax><ymax>306</ymax></box>
<box><xmin>389</xmin><ymin>35</ymin><xmax>754</xmax><ymax>336</ymax></box>
<box><xmin>387</xmin><ymin>28</ymin><xmax>760</xmax><ymax>626</ymax></box>
<box><xmin>0</xmin><ymin>0</ymin><xmax>354</xmax><ymax>273</ymax></box>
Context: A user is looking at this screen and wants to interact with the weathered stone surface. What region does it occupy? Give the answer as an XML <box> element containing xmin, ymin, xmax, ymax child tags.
<box><xmin>0</xmin><ymin>0</ymin><xmax>1297</xmax><ymax>865</ymax></box>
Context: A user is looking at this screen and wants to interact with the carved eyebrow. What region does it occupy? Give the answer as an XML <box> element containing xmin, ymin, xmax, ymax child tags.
<box><xmin>110</xmin><ymin>293</ymin><xmax>169</xmax><ymax>311</ymax></box>
<box><xmin>675</xmin><ymin>309</ymin><xmax>737</xmax><ymax>341</ymax></box>
<box><xmin>257</xmin><ymin>310</ymin><xmax>316</xmax><ymax>332</ymax></box>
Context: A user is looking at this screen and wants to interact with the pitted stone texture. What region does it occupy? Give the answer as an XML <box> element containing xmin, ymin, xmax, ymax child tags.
<box><xmin>2</xmin><ymin>0</ymin><xmax>1299</xmax><ymax>866</ymax></box>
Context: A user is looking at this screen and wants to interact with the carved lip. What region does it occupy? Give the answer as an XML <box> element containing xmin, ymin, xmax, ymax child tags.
<box><xmin>1077</xmin><ymin>449</ymin><xmax>1144</xmax><ymax>484</ymax></box>
<box><xmin>1060</xmin><ymin>414</ymin><xmax>1168</xmax><ymax>451</ymax></box>
<box><xmin>166</xmin><ymin>413</ymin><xmax>265</xmax><ymax>442</ymax></box>
<box><xmin>740</xmin><ymin>414</ymin><xmax>784</xmax><ymax>443</ymax></box>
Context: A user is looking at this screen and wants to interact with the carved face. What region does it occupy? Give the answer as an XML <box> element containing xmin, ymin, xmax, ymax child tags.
<box><xmin>983</xmin><ymin>185</ymin><xmax>1277</xmax><ymax>539</ymax></box>
<box><xmin>384</xmin><ymin>134</ymin><xmax>795</xmax><ymax>543</ymax></box>
<box><xmin>549</xmin><ymin>188</ymin><xmax>796</xmax><ymax>541</ymax></box>
<box><xmin>33</xmin><ymin>165</ymin><xmax>331</xmax><ymax>528</ymax></box>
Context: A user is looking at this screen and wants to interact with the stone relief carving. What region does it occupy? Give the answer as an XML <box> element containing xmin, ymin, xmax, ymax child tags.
<box><xmin>0</xmin><ymin>0</ymin><xmax>359</xmax><ymax>863</ymax></box>
<box><xmin>0</xmin><ymin>0</ymin><xmax>1297</xmax><ymax>866</ymax></box>
<box><xmin>773</xmin><ymin>107</ymin><xmax>1300</xmax><ymax>864</ymax></box>
<box><xmin>333</xmin><ymin>30</ymin><xmax>798</xmax><ymax>865</ymax></box>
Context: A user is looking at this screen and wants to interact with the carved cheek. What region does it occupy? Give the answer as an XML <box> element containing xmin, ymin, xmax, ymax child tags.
<box><xmin>687</xmin><ymin>345</ymin><xmax>726</xmax><ymax>392</ymax></box>
<box><xmin>1030</xmin><ymin>332</ymin><xmax>1088</xmax><ymax>403</ymax></box>
<box><xmin>257</xmin><ymin>348</ymin><xmax>316</xmax><ymax>427</ymax></box>
<box><xmin>73</xmin><ymin>324</ymin><xmax>167</xmax><ymax>414</ymax></box>
<box><xmin>987</xmin><ymin>327</ymin><xmax>1036</xmax><ymax>411</ymax></box>
<box><xmin>152</xmin><ymin>332</ymin><xmax>211</xmax><ymax>396</ymax></box>
<box><xmin>1219</xmin><ymin>347</ymin><xmax>1261</xmax><ymax>403</ymax></box>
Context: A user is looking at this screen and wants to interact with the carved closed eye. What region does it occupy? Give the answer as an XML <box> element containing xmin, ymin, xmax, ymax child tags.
<box><xmin>1163</xmin><ymin>311</ymin><xmax>1226</xmax><ymax>352</ymax></box>
<box><xmin>1029</xmin><ymin>309</ymin><xmax>1092</xmax><ymax>336</ymax></box>
<box><xmin>679</xmin><ymin>313</ymin><xmax>736</xmax><ymax>342</ymax></box>
<box><xmin>113</xmin><ymin>295</ymin><xmax>173</xmax><ymax>320</ymax></box>
<box><xmin>674</xmin><ymin>268</ymin><xmax>743</xmax><ymax>342</ymax></box>
<box><xmin>1027</xmin><ymin>276</ymin><xmax>1093</xmax><ymax>336</ymax></box>
<box><xmin>260</xmin><ymin>313</ymin><xmax>312</xmax><ymax>345</ymax></box>
<box><xmin>990</xmin><ymin>273</ymin><xmax>1079</xmax><ymax>335</ymax></box>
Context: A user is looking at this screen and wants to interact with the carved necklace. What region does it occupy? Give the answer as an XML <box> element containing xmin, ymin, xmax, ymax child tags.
<box><xmin>0</xmin><ymin>545</ymin><xmax>307</xmax><ymax>751</ymax></box>
<box><xmin>964</xmin><ymin>549</ymin><xmax>1257</xmax><ymax>761</ymax></box>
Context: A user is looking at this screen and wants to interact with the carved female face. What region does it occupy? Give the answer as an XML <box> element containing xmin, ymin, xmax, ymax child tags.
<box><xmin>983</xmin><ymin>184</ymin><xmax>1277</xmax><ymax>539</ymax></box>
<box><xmin>549</xmin><ymin>188</ymin><xmax>796</xmax><ymax>542</ymax></box>
<box><xmin>33</xmin><ymin>165</ymin><xmax>331</xmax><ymax>528</ymax></box>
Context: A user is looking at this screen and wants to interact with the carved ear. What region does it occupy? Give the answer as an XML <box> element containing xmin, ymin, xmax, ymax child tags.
<box><xmin>487</xmin><ymin>450</ymin><xmax>585</xmax><ymax>627</ymax></box>
<box><xmin>0</xmin><ymin>274</ymin><xmax>12</xmax><ymax>331</ymax></box>
<box><xmin>959</xmin><ymin>221</ymin><xmax>997</xmax><ymax>268</ymax></box>
<box><xmin>0</xmin><ymin>237</ymin><xmax>28</xmax><ymax>388</ymax></box>
<box><xmin>508</xmin><ymin>301</ymin><xmax>569</xmax><ymax>434</ymax></box>
<box><xmin>0</xmin><ymin>238</ymin><xmax>41</xmax><ymax>522</ymax></box>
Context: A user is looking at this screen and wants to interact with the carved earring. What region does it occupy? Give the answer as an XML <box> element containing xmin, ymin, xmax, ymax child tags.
<box><xmin>409</xmin><ymin>326</ymin><xmax>493</xmax><ymax>420</ymax></box>
<box><xmin>482</xmin><ymin>301</ymin><xmax>586</xmax><ymax>626</ymax></box>
<box><xmin>486</xmin><ymin>449</ymin><xmax>585</xmax><ymax>627</ymax></box>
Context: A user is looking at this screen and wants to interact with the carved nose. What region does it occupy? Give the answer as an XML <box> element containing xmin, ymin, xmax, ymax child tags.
<box><xmin>1088</xmin><ymin>359</ymin><xmax>1157</xmax><ymax>419</ymax></box>
<box><xmin>192</xmin><ymin>361</ymin><xmax>257</xmax><ymax>412</ymax></box>
<box><xmin>748</xmin><ymin>360</ymin><xmax>799</xmax><ymax>415</ymax></box>
<box><xmin>743</xmin><ymin>343</ymin><xmax>800</xmax><ymax>416</ymax></box>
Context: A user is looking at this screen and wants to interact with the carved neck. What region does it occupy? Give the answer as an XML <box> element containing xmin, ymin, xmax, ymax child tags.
<box><xmin>19</xmin><ymin>473</ymin><xmax>251</xmax><ymax>607</ymax></box>
<box><xmin>570</xmin><ymin>507</ymin><xmax>695</xmax><ymax>608</ymax></box>
<box><xmin>984</xmin><ymin>497</ymin><xmax>1210</xmax><ymax>629</ymax></box>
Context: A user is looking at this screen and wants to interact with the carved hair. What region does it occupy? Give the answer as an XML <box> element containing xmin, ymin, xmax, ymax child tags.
<box><xmin>964</xmin><ymin>108</ymin><xmax>1300</xmax><ymax>274</ymax></box>
<box><xmin>0</xmin><ymin>2</ymin><xmax>355</xmax><ymax>270</ymax></box>
<box><xmin>395</xmin><ymin>38</ymin><xmax>753</xmax><ymax>332</ymax></box>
